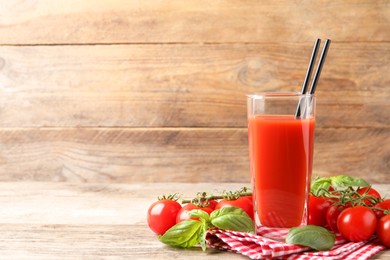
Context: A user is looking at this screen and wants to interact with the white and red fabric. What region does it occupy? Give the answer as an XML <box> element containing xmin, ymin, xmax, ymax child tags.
<box><xmin>206</xmin><ymin>227</ymin><xmax>385</xmax><ymax>259</ymax></box>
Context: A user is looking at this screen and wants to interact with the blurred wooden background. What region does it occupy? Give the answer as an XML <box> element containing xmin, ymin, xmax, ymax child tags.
<box><xmin>0</xmin><ymin>0</ymin><xmax>388</xmax><ymax>183</ymax></box>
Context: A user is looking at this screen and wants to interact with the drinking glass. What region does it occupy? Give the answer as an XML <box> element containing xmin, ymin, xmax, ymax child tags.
<box><xmin>247</xmin><ymin>93</ymin><xmax>316</xmax><ymax>234</ymax></box>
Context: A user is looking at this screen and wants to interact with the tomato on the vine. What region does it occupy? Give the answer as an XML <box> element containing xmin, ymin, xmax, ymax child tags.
<box><xmin>308</xmin><ymin>195</ymin><xmax>332</xmax><ymax>227</ymax></box>
<box><xmin>241</xmin><ymin>195</ymin><xmax>253</xmax><ymax>202</ymax></box>
<box><xmin>147</xmin><ymin>199</ymin><xmax>182</xmax><ymax>235</ymax></box>
<box><xmin>337</xmin><ymin>206</ymin><xmax>377</xmax><ymax>242</ymax></box>
<box><xmin>176</xmin><ymin>203</ymin><xmax>213</xmax><ymax>223</ymax></box>
<box><xmin>216</xmin><ymin>196</ymin><xmax>254</xmax><ymax>220</ymax></box>
<box><xmin>206</xmin><ymin>200</ymin><xmax>218</xmax><ymax>209</ymax></box>
<box><xmin>374</xmin><ymin>199</ymin><xmax>390</xmax><ymax>219</ymax></box>
<box><xmin>377</xmin><ymin>215</ymin><xmax>390</xmax><ymax>247</ymax></box>
<box><xmin>357</xmin><ymin>187</ymin><xmax>381</xmax><ymax>206</ymax></box>
<box><xmin>326</xmin><ymin>204</ymin><xmax>347</xmax><ymax>232</ymax></box>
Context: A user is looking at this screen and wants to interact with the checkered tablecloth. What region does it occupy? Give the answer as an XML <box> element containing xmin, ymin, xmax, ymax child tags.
<box><xmin>206</xmin><ymin>227</ymin><xmax>385</xmax><ymax>259</ymax></box>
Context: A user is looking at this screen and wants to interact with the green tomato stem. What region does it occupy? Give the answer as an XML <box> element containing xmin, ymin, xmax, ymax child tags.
<box><xmin>181</xmin><ymin>191</ymin><xmax>252</xmax><ymax>205</ymax></box>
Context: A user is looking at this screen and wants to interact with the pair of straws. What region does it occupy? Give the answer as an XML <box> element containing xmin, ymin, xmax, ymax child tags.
<box><xmin>295</xmin><ymin>38</ymin><xmax>331</xmax><ymax>118</ymax></box>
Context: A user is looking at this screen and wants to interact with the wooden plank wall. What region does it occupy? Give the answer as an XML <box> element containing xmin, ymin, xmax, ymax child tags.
<box><xmin>0</xmin><ymin>0</ymin><xmax>388</xmax><ymax>183</ymax></box>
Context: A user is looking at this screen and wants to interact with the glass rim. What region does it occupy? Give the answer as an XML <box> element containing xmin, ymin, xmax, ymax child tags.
<box><xmin>247</xmin><ymin>92</ymin><xmax>315</xmax><ymax>99</ymax></box>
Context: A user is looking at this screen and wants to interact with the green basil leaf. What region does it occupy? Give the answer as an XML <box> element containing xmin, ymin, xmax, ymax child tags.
<box><xmin>188</xmin><ymin>209</ymin><xmax>210</xmax><ymax>222</ymax></box>
<box><xmin>159</xmin><ymin>220</ymin><xmax>202</xmax><ymax>248</ymax></box>
<box><xmin>330</xmin><ymin>175</ymin><xmax>369</xmax><ymax>188</ymax></box>
<box><xmin>311</xmin><ymin>175</ymin><xmax>370</xmax><ymax>195</ymax></box>
<box><xmin>188</xmin><ymin>210</ymin><xmax>211</xmax><ymax>251</ymax></box>
<box><xmin>311</xmin><ymin>176</ymin><xmax>332</xmax><ymax>196</ymax></box>
<box><xmin>198</xmin><ymin>220</ymin><xmax>208</xmax><ymax>251</ymax></box>
<box><xmin>210</xmin><ymin>207</ymin><xmax>255</xmax><ymax>233</ymax></box>
<box><xmin>286</xmin><ymin>225</ymin><xmax>335</xmax><ymax>251</ymax></box>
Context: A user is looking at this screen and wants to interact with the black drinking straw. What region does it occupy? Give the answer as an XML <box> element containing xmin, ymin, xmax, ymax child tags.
<box><xmin>295</xmin><ymin>38</ymin><xmax>321</xmax><ymax>118</ymax></box>
<box><xmin>308</xmin><ymin>39</ymin><xmax>331</xmax><ymax>94</ymax></box>
<box><xmin>295</xmin><ymin>38</ymin><xmax>331</xmax><ymax>118</ymax></box>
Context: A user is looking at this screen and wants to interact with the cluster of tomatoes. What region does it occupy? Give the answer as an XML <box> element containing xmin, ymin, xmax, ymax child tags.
<box><xmin>308</xmin><ymin>186</ymin><xmax>390</xmax><ymax>247</ymax></box>
<box><xmin>147</xmin><ymin>186</ymin><xmax>389</xmax><ymax>249</ymax></box>
<box><xmin>147</xmin><ymin>191</ymin><xmax>254</xmax><ymax>236</ymax></box>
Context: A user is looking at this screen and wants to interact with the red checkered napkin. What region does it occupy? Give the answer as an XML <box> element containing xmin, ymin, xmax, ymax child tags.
<box><xmin>206</xmin><ymin>227</ymin><xmax>385</xmax><ymax>259</ymax></box>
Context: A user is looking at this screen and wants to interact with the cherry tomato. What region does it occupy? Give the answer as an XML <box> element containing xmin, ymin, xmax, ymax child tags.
<box><xmin>147</xmin><ymin>199</ymin><xmax>182</xmax><ymax>235</ymax></box>
<box><xmin>176</xmin><ymin>203</ymin><xmax>213</xmax><ymax>223</ymax></box>
<box><xmin>377</xmin><ymin>215</ymin><xmax>390</xmax><ymax>247</ymax></box>
<box><xmin>326</xmin><ymin>204</ymin><xmax>346</xmax><ymax>232</ymax></box>
<box><xmin>337</xmin><ymin>206</ymin><xmax>377</xmax><ymax>242</ymax></box>
<box><xmin>308</xmin><ymin>195</ymin><xmax>332</xmax><ymax>227</ymax></box>
<box><xmin>241</xmin><ymin>195</ymin><xmax>254</xmax><ymax>202</ymax></box>
<box><xmin>216</xmin><ymin>196</ymin><xmax>254</xmax><ymax>220</ymax></box>
<box><xmin>357</xmin><ymin>187</ymin><xmax>381</xmax><ymax>206</ymax></box>
<box><xmin>206</xmin><ymin>200</ymin><xmax>218</xmax><ymax>209</ymax></box>
<box><xmin>373</xmin><ymin>199</ymin><xmax>390</xmax><ymax>219</ymax></box>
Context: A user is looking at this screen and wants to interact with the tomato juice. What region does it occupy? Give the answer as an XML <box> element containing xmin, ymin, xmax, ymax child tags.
<box><xmin>248</xmin><ymin>115</ymin><xmax>315</xmax><ymax>228</ymax></box>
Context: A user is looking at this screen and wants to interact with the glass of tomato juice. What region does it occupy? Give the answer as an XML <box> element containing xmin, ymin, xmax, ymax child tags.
<box><xmin>247</xmin><ymin>93</ymin><xmax>315</xmax><ymax>234</ymax></box>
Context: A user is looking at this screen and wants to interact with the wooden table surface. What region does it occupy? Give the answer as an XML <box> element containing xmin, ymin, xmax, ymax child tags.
<box><xmin>0</xmin><ymin>182</ymin><xmax>388</xmax><ymax>259</ymax></box>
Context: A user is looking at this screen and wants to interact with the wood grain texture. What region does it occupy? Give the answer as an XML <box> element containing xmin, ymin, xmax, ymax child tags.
<box><xmin>0</xmin><ymin>182</ymin><xmax>388</xmax><ymax>259</ymax></box>
<box><xmin>0</xmin><ymin>182</ymin><xmax>249</xmax><ymax>224</ymax></box>
<box><xmin>0</xmin><ymin>128</ymin><xmax>388</xmax><ymax>183</ymax></box>
<box><xmin>0</xmin><ymin>43</ymin><xmax>388</xmax><ymax>128</ymax></box>
<box><xmin>0</xmin><ymin>1</ymin><xmax>388</xmax><ymax>186</ymax></box>
<box><xmin>0</xmin><ymin>0</ymin><xmax>389</xmax><ymax>44</ymax></box>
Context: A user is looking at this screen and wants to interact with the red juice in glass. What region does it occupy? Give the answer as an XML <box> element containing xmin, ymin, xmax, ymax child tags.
<box><xmin>247</xmin><ymin>93</ymin><xmax>315</xmax><ymax>232</ymax></box>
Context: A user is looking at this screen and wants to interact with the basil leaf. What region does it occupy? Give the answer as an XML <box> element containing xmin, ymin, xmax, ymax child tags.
<box><xmin>330</xmin><ymin>175</ymin><xmax>369</xmax><ymax>188</ymax></box>
<box><xmin>188</xmin><ymin>209</ymin><xmax>210</xmax><ymax>222</ymax></box>
<box><xmin>210</xmin><ymin>207</ymin><xmax>255</xmax><ymax>233</ymax></box>
<box><xmin>311</xmin><ymin>176</ymin><xmax>332</xmax><ymax>196</ymax></box>
<box><xmin>159</xmin><ymin>220</ymin><xmax>202</xmax><ymax>248</ymax></box>
<box><xmin>286</xmin><ymin>225</ymin><xmax>335</xmax><ymax>251</ymax></box>
<box><xmin>198</xmin><ymin>219</ymin><xmax>208</xmax><ymax>251</ymax></box>
<box><xmin>187</xmin><ymin>210</ymin><xmax>210</xmax><ymax>251</ymax></box>
<box><xmin>311</xmin><ymin>175</ymin><xmax>370</xmax><ymax>195</ymax></box>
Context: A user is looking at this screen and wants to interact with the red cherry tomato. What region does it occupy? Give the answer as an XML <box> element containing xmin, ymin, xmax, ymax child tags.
<box><xmin>357</xmin><ymin>187</ymin><xmax>381</xmax><ymax>206</ymax></box>
<box><xmin>176</xmin><ymin>203</ymin><xmax>213</xmax><ymax>223</ymax></box>
<box><xmin>373</xmin><ymin>199</ymin><xmax>390</xmax><ymax>219</ymax></box>
<box><xmin>308</xmin><ymin>195</ymin><xmax>332</xmax><ymax>227</ymax></box>
<box><xmin>147</xmin><ymin>199</ymin><xmax>182</xmax><ymax>235</ymax></box>
<box><xmin>377</xmin><ymin>215</ymin><xmax>390</xmax><ymax>247</ymax></box>
<box><xmin>206</xmin><ymin>200</ymin><xmax>218</xmax><ymax>209</ymax></box>
<box><xmin>337</xmin><ymin>206</ymin><xmax>377</xmax><ymax>242</ymax></box>
<box><xmin>326</xmin><ymin>204</ymin><xmax>346</xmax><ymax>232</ymax></box>
<box><xmin>241</xmin><ymin>195</ymin><xmax>254</xmax><ymax>202</ymax></box>
<box><xmin>216</xmin><ymin>196</ymin><xmax>254</xmax><ymax>220</ymax></box>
